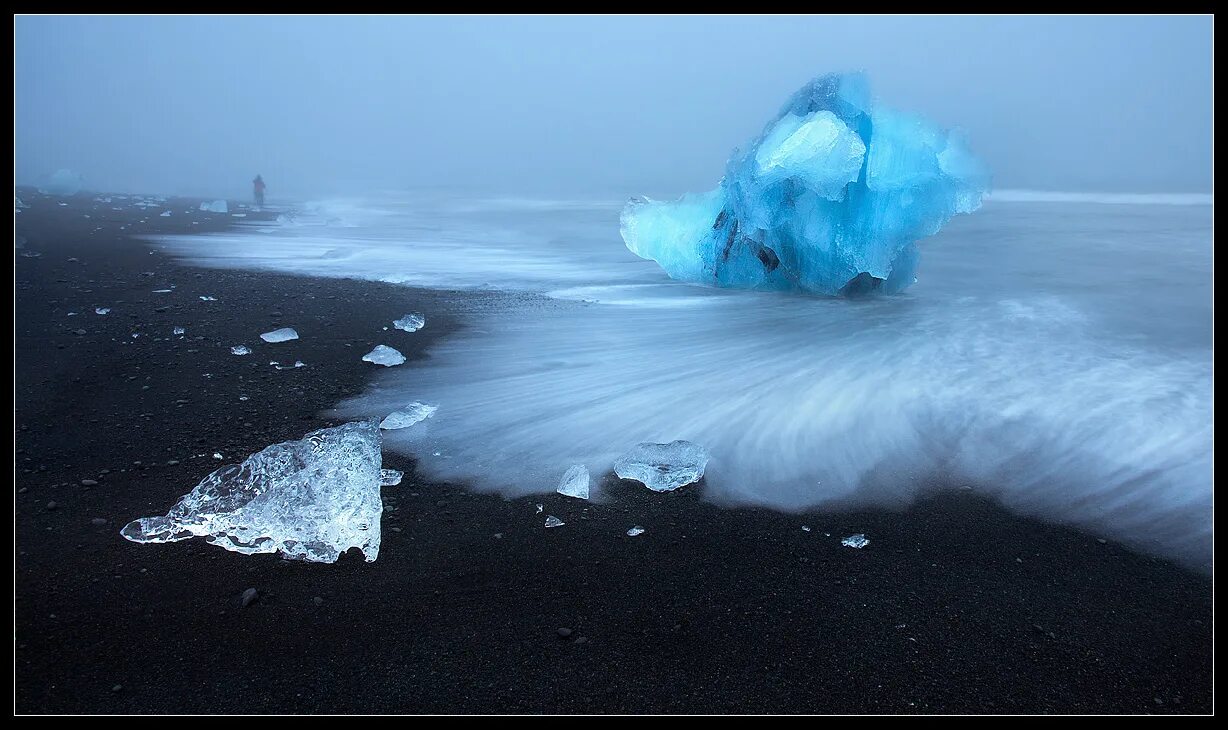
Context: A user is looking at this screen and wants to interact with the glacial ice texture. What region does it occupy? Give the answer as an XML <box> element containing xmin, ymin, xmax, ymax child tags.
<box><xmin>556</xmin><ymin>464</ymin><xmax>590</xmax><ymax>499</ymax></box>
<box><xmin>393</xmin><ymin>313</ymin><xmax>425</xmax><ymax>332</ymax></box>
<box><xmin>260</xmin><ymin>327</ymin><xmax>299</xmax><ymax>343</ymax></box>
<box><xmin>120</xmin><ymin>421</ymin><xmax>391</xmax><ymax>563</ymax></box>
<box><xmin>363</xmin><ymin>345</ymin><xmax>405</xmax><ymax>367</ymax></box>
<box><xmin>620</xmin><ymin>72</ymin><xmax>990</xmax><ymax>296</ymax></box>
<box><xmin>379</xmin><ymin>402</ymin><xmax>438</xmax><ymax>430</ymax></box>
<box><xmin>614</xmin><ymin>440</ymin><xmax>710</xmax><ymax>492</ymax></box>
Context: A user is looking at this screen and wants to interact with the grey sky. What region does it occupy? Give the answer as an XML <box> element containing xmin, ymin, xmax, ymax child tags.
<box><xmin>15</xmin><ymin>15</ymin><xmax>1213</xmax><ymax>200</ymax></box>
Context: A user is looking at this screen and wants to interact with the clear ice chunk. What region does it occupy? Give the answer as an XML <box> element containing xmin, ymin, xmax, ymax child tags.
<box><xmin>260</xmin><ymin>327</ymin><xmax>299</xmax><ymax>343</ymax></box>
<box><xmin>626</xmin><ymin>526</ymin><xmax>645</xmax><ymax>537</ymax></box>
<box><xmin>556</xmin><ymin>464</ymin><xmax>590</xmax><ymax>500</ymax></box>
<box><xmin>121</xmin><ymin>421</ymin><xmax>391</xmax><ymax>563</ymax></box>
<box><xmin>379</xmin><ymin>468</ymin><xmax>403</xmax><ymax>486</ymax></box>
<box><xmin>614</xmin><ymin>440</ymin><xmax>710</xmax><ymax>492</ymax></box>
<box><xmin>362</xmin><ymin>345</ymin><xmax>405</xmax><ymax>367</ymax></box>
<box><xmin>160</xmin><ymin>210</ymin><xmax>172</xmax><ymax>217</ymax></box>
<box><xmin>379</xmin><ymin>402</ymin><xmax>438</xmax><ymax>430</ymax></box>
<box><xmin>199</xmin><ymin>200</ymin><xmax>229</xmax><ymax>213</ymax></box>
<box><xmin>199</xmin><ymin>296</ymin><xmax>218</xmax><ymax>301</ymax></box>
<box><xmin>620</xmin><ymin>72</ymin><xmax>990</xmax><ymax>296</ymax></box>
<box><xmin>230</xmin><ymin>345</ymin><xmax>251</xmax><ymax>355</ymax></box>
<box><xmin>392</xmin><ymin>313</ymin><xmax>425</xmax><ymax>332</ymax></box>
<box><xmin>95</xmin><ymin>307</ymin><xmax>110</xmax><ymax>315</ymax></box>
<box><xmin>841</xmin><ymin>533</ymin><xmax>869</xmax><ymax>549</ymax></box>
<box><xmin>173</xmin><ymin>326</ymin><xmax>185</xmax><ymax>335</ymax></box>
<box><xmin>544</xmin><ymin>515</ymin><xmax>565</xmax><ymax>528</ymax></box>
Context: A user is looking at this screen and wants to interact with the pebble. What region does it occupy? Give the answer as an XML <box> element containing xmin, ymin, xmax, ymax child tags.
<box><xmin>45</xmin><ymin>501</ymin><xmax>57</xmax><ymax>510</ymax></box>
<box><xmin>557</xmin><ymin>627</ymin><xmax>573</xmax><ymax>638</ymax></box>
<box><xmin>91</xmin><ymin>518</ymin><xmax>108</xmax><ymax>526</ymax></box>
<box><xmin>313</xmin><ymin>596</ymin><xmax>324</xmax><ymax>606</ymax></box>
<box><xmin>240</xmin><ymin>588</ymin><xmax>259</xmax><ymax>607</ymax></box>
<box><xmin>81</xmin><ymin>479</ymin><xmax>98</xmax><ymax>486</ymax></box>
<box><xmin>111</xmin><ymin>684</ymin><xmax>122</xmax><ymax>693</ymax></box>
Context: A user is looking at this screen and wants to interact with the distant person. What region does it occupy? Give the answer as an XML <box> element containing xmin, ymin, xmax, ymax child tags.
<box><xmin>253</xmin><ymin>174</ymin><xmax>266</xmax><ymax>208</ymax></box>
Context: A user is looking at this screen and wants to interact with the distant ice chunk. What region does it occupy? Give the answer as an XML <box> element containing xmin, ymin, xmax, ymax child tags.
<box><xmin>544</xmin><ymin>515</ymin><xmax>565</xmax><ymax>528</ymax></box>
<box><xmin>272</xmin><ymin>360</ymin><xmax>306</xmax><ymax>370</ymax></box>
<box><xmin>379</xmin><ymin>402</ymin><xmax>438</xmax><ymax>430</ymax></box>
<box><xmin>556</xmin><ymin>464</ymin><xmax>590</xmax><ymax>500</ymax></box>
<box><xmin>199</xmin><ymin>295</ymin><xmax>218</xmax><ymax>301</ymax></box>
<box><xmin>15</xmin><ymin>196</ymin><xmax>29</xmax><ymax>210</ymax></box>
<box><xmin>620</xmin><ymin>72</ymin><xmax>989</xmax><ymax>296</ymax></box>
<box><xmin>614</xmin><ymin>440</ymin><xmax>710</xmax><ymax>492</ymax></box>
<box><xmin>626</xmin><ymin>526</ymin><xmax>645</xmax><ymax>537</ymax></box>
<box><xmin>841</xmin><ymin>533</ymin><xmax>869</xmax><ymax>549</ymax></box>
<box><xmin>121</xmin><ymin>421</ymin><xmax>391</xmax><ymax>562</ymax></box>
<box><xmin>392</xmin><ymin>313</ymin><xmax>425</xmax><ymax>332</ymax></box>
<box><xmin>94</xmin><ymin>307</ymin><xmax>110</xmax><ymax>315</ymax></box>
<box><xmin>199</xmin><ymin>200</ymin><xmax>229</xmax><ymax>213</ymax></box>
<box><xmin>379</xmin><ymin>468</ymin><xmax>403</xmax><ymax>486</ymax></box>
<box><xmin>173</xmin><ymin>326</ymin><xmax>185</xmax><ymax>335</ymax></box>
<box><xmin>260</xmin><ymin>327</ymin><xmax>299</xmax><ymax>343</ymax></box>
<box><xmin>39</xmin><ymin>169</ymin><xmax>84</xmax><ymax>196</ymax></box>
<box><xmin>160</xmin><ymin>210</ymin><xmax>171</xmax><ymax>217</ymax></box>
<box><xmin>362</xmin><ymin>345</ymin><xmax>405</xmax><ymax>367</ymax></box>
<box><xmin>230</xmin><ymin>345</ymin><xmax>251</xmax><ymax>355</ymax></box>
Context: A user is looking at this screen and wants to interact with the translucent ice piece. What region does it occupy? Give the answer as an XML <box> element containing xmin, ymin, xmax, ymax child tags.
<box><xmin>379</xmin><ymin>468</ymin><xmax>403</xmax><ymax>486</ymax></box>
<box><xmin>556</xmin><ymin>464</ymin><xmax>590</xmax><ymax>500</ymax></box>
<box><xmin>199</xmin><ymin>296</ymin><xmax>218</xmax><ymax>301</ymax></box>
<box><xmin>362</xmin><ymin>345</ymin><xmax>405</xmax><ymax>367</ymax></box>
<box><xmin>121</xmin><ymin>421</ymin><xmax>392</xmax><ymax>563</ymax></box>
<box><xmin>379</xmin><ymin>402</ymin><xmax>438</xmax><ymax>430</ymax></box>
<box><xmin>95</xmin><ymin>307</ymin><xmax>110</xmax><ymax>315</ymax></box>
<box><xmin>230</xmin><ymin>345</ymin><xmax>251</xmax><ymax>355</ymax></box>
<box><xmin>160</xmin><ymin>210</ymin><xmax>172</xmax><ymax>217</ymax></box>
<box><xmin>627</xmin><ymin>526</ymin><xmax>645</xmax><ymax>537</ymax></box>
<box><xmin>544</xmin><ymin>515</ymin><xmax>565</xmax><ymax>528</ymax></box>
<box><xmin>841</xmin><ymin>534</ymin><xmax>869</xmax><ymax>549</ymax></box>
<box><xmin>614</xmin><ymin>440</ymin><xmax>710</xmax><ymax>492</ymax></box>
<box><xmin>199</xmin><ymin>200</ymin><xmax>229</xmax><ymax>213</ymax></box>
<box><xmin>260</xmin><ymin>327</ymin><xmax>299</xmax><ymax>343</ymax></box>
<box><xmin>392</xmin><ymin>313</ymin><xmax>425</xmax><ymax>332</ymax></box>
<box><xmin>173</xmin><ymin>326</ymin><xmax>185</xmax><ymax>335</ymax></box>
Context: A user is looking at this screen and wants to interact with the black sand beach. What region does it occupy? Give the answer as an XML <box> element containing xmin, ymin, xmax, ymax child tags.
<box><xmin>14</xmin><ymin>190</ymin><xmax>1213</xmax><ymax>714</ymax></box>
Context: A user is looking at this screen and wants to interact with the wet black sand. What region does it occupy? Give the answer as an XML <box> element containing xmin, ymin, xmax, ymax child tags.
<box><xmin>14</xmin><ymin>190</ymin><xmax>1213</xmax><ymax>714</ymax></box>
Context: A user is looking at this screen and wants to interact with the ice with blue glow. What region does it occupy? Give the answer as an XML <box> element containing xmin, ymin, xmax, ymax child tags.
<box><xmin>620</xmin><ymin>72</ymin><xmax>990</xmax><ymax>296</ymax></box>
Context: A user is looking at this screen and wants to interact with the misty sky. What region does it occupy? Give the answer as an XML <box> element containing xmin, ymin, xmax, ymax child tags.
<box><xmin>15</xmin><ymin>15</ymin><xmax>1213</xmax><ymax>200</ymax></box>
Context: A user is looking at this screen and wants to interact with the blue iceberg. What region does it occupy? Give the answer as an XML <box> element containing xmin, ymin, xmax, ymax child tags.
<box><xmin>620</xmin><ymin>72</ymin><xmax>989</xmax><ymax>296</ymax></box>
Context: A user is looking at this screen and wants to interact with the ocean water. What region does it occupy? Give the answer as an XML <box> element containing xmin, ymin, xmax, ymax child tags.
<box><xmin>153</xmin><ymin>191</ymin><xmax>1213</xmax><ymax>570</ymax></box>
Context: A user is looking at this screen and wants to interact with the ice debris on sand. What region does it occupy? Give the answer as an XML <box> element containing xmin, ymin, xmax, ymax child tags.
<box><xmin>260</xmin><ymin>327</ymin><xmax>299</xmax><ymax>343</ymax></box>
<box><xmin>627</xmin><ymin>526</ymin><xmax>646</xmax><ymax>537</ymax></box>
<box><xmin>544</xmin><ymin>515</ymin><xmax>565</xmax><ymax>528</ymax></box>
<box><xmin>620</xmin><ymin>72</ymin><xmax>989</xmax><ymax>296</ymax></box>
<box><xmin>95</xmin><ymin>307</ymin><xmax>110</xmax><ymax>315</ymax></box>
<box><xmin>199</xmin><ymin>295</ymin><xmax>218</xmax><ymax>301</ymax></box>
<box><xmin>39</xmin><ymin>169</ymin><xmax>84</xmax><ymax>196</ymax></box>
<box><xmin>199</xmin><ymin>200</ymin><xmax>229</xmax><ymax>213</ymax></box>
<box><xmin>173</xmin><ymin>326</ymin><xmax>185</xmax><ymax>335</ymax></box>
<box><xmin>271</xmin><ymin>360</ymin><xmax>306</xmax><ymax>370</ymax></box>
<box><xmin>556</xmin><ymin>464</ymin><xmax>590</xmax><ymax>500</ymax></box>
<box><xmin>842</xmin><ymin>533</ymin><xmax>870</xmax><ymax>549</ymax></box>
<box><xmin>614</xmin><ymin>440</ymin><xmax>710</xmax><ymax>492</ymax></box>
<box><xmin>230</xmin><ymin>345</ymin><xmax>251</xmax><ymax>355</ymax></box>
<box><xmin>379</xmin><ymin>468</ymin><xmax>403</xmax><ymax>486</ymax></box>
<box><xmin>392</xmin><ymin>313</ymin><xmax>425</xmax><ymax>332</ymax></box>
<box><xmin>121</xmin><ymin>421</ymin><xmax>397</xmax><ymax>563</ymax></box>
<box><xmin>160</xmin><ymin>210</ymin><xmax>172</xmax><ymax>217</ymax></box>
<box><xmin>362</xmin><ymin>345</ymin><xmax>405</xmax><ymax>367</ymax></box>
<box><xmin>379</xmin><ymin>402</ymin><xmax>438</xmax><ymax>430</ymax></box>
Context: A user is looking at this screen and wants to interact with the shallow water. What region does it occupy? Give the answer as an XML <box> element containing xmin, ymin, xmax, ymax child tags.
<box><xmin>155</xmin><ymin>191</ymin><xmax>1213</xmax><ymax>570</ymax></box>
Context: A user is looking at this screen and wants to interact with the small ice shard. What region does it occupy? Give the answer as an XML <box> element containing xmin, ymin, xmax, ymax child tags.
<box><xmin>15</xmin><ymin>196</ymin><xmax>29</xmax><ymax>209</ymax></box>
<box><xmin>379</xmin><ymin>469</ymin><xmax>403</xmax><ymax>486</ymax></box>
<box><xmin>94</xmin><ymin>307</ymin><xmax>110</xmax><ymax>315</ymax></box>
<box><xmin>230</xmin><ymin>345</ymin><xmax>251</xmax><ymax>355</ymax></box>
<box><xmin>232</xmin><ymin>213</ymin><xmax>247</xmax><ymax>218</ymax></box>
<box><xmin>535</xmin><ymin>503</ymin><xmax>543</xmax><ymax>514</ymax></box>
<box><xmin>152</xmin><ymin>289</ymin><xmax>172</xmax><ymax>293</ymax></box>
<box><xmin>614</xmin><ymin>440</ymin><xmax>710</xmax><ymax>492</ymax></box>
<box><xmin>39</xmin><ymin>169</ymin><xmax>84</xmax><ymax>196</ymax></box>
<box><xmin>199</xmin><ymin>296</ymin><xmax>218</xmax><ymax>301</ymax></box>
<box><xmin>173</xmin><ymin>326</ymin><xmax>185</xmax><ymax>335</ymax></box>
<box><xmin>841</xmin><ymin>533</ymin><xmax>870</xmax><ymax>549</ymax></box>
<box><xmin>160</xmin><ymin>210</ymin><xmax>171</xmax><ymax>217</ymax></box>
<box><xmin>272</xmin><ymin>360</ymin><xmax>306</xmax><ymax>371</ymax></box>
<box><xmin>362</xmin><ymin>345</ymin><xmax>405</xmax><ymax>367</ymax></box>
<box><xmin>802</xmin><ymin>525</ymin><xmax>812</xmax><ymax>532</ymax></box>
<box><xmin>392</xmin><ymin>313</ymin><xmax>425</xmax><ymax>332</ymax></box>
<box><xmin>199</xmin><ymin>200</ymin><xmax>228</xmax><ymax>213</ymax></box>
<box><xmin>627</xmin><ymin>526</ymin><xmax>645</xmax><ymax>537</ymax></box>
<box><xmin>260</xmin><ymin>327</ymin><xmax>299</xmax><ymax>343</ymax></box>
<box><xmin>556</xmin><ymin>464</ymin><xmax>590</xmax><ymax>500</ymax></box>
<box><xmin>544</xmin><ymin>515</ymin><xmax>565</xmax><ymax>528</ymax></box>
<box><xmin>21</xmin><ymin>251</ymin><xmax>41</xmax><ymax>258</ymax></box>
<box><xmin>212</xmin><ymin>452</ymin><xmax>224</xmax><ymax>460</ymax></box>
<box><xmin>120</xmin><ymin>420</ymin><xmax>391</xmax><ymax>563</ymax></box>
<box><xmin>379</xmin><ymin>402</ymin><xmax>438</xmax><ymax>430</ymax></box>
<box><xmin>620</xmin><ymin>72</ymin><xmax>989</xmax><ymax>297</ymax></box>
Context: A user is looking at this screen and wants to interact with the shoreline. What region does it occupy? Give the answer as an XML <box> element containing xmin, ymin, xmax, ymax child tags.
<box><xmin>14</xmin><ymin>190</ymin><xmax>1213</xmax><ymax>714</ymax></box>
